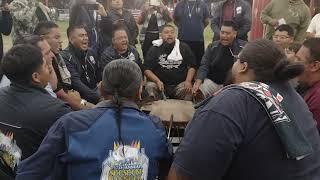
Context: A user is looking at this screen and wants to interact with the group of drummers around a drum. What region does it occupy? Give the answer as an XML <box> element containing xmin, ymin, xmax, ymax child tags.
<box><xmin>8</xmin><ymin>21</ymin><xmax>236</xmax><ymax>179</ymax></box>
<box><xmin>5</xmin><ymin>17</ymin><xmax>320</xmax><ymax>179</ymax></box>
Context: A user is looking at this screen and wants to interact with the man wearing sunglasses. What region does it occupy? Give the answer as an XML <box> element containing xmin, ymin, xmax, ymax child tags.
<box><xmin>193</xmin><ymin>20</ymin><xmax>246</xmax><ymax>96</ymax></box>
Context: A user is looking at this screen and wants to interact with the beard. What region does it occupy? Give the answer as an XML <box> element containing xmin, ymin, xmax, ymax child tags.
<box><xmin>223</xmin><ymin>69</ymin><xmax>236</xmax><ymax>86</ymax></box>
<box><xmin>162</xmin><ymin>42</ymin><xmax>175</xmax><ymax>52</ymax></box>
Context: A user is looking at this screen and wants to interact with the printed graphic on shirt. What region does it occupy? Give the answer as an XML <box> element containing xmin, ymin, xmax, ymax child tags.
<box><xmin>101</xmin><ymin>141</ymin><xmax>149</xmax><ymax>180</ymax></box>
<box><xmin>236</xmin><ymin>6</ymin><xmax>242</xmax><ymax>14</ymax></box>
<box><xmin>129</xmin><ymin>52</ymin><xmax>136</xmax><ymax>61</ymax></box>
<box><xmin>0</xmin><ymin>130</ymin><xmax>22</xmax><ymax>172</ymax></box>
<box><xmin>158</xmin><ymin>54</ymin><xmax>182</xmax><ymax>69</ymax></box>
<box><xmin>89</xmin><ymin>56</ymin><xmax>96</xmax><ymax>65</ymax></box>
<box><xmin>114</xmin><ymin>52</ymin><xmax>136</xmax><ymax>62</ymax></box>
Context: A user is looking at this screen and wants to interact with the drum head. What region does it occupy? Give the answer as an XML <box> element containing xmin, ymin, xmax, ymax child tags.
<box><xmin>141</xmin><ymin>99</ymin><xmax>195</xmax><ymax>123</ymax></box>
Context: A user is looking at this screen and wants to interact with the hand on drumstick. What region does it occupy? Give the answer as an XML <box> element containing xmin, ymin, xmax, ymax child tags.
<box><xmin>156</xmin><ymin>80</ymin><xmax>164</xmax><ymax>92</ymax></box>
<box><xmin>184</xmin><ymin>81</ymin><xmax>193</xmax><ymax>93</ymax></box>
<box><xmin>192</xmin><ymin>79</ymin><xmax>202</xmax><ymax>95</ymax></box>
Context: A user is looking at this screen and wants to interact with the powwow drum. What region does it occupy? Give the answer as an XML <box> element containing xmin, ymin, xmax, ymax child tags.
<box><xmin>141</xmin><ymin>99</ymin><xmax>195</xmax><ymax>140</ymax></box>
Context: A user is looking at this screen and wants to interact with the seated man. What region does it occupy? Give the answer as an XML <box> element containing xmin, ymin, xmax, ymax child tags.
<box><xmin>12</xmin><ymin>35</ymin><xmax>58</xmax><ymax>98</ymax></box>
<box><xmin>193</xmin><ymin>21</ymin><xmax>246</xmax><ymax>96</ymax></box>
<box><xmin>34</xmin><ymin>21</ymin><xmax>87</xmax><ymax>110</ymax></box>
<box><xmin>16</xmin><ymin>60</ymin><xmax>172</xmax><ymax>180</ymax></box>
<box><xmin>272</xmin><ymin>24</ymin><xmax>294</xmax><ymax>50</ymax></box>
<box><xmin>61</xmin><ymin>25</ymin><xmax>101</xmax><ymax>104</ymax></box>
<box><xmin>143</xmin><ymin>24</ymin><xmax>197</xmax><ymax>100</ymax></box>
<box><xmin>100</xmin><ymin>26</ymin><xmax>142</xmax><ymax>69</ymax></box>
<box><xmin>169</xmin><ymin>39</ymin><xmax>320</xmax><ymax>180</ymax></box>
<box><xmin>0</xmin><ymin>44</ymin><xmax>71</xmax><ymax>160</ymax></box>
<box><xmin>296</xmin><ymin>38</ymin><xmax>320</xmax><ymax>132</ymax></box>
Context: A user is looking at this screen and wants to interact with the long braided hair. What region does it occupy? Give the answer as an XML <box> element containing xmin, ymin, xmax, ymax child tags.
<box><xmin>102</xmin><ymin>59</ymin><xmax>143</xmax><ymax>144</ymax></box>
<box><xmin>112</xmin><ymin>89</ymin><xmax>123</xmax><ymax>143</ymax></box>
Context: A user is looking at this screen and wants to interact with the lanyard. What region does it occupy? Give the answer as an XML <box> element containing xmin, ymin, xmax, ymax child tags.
<box><xmin>187</xmin><ymin>1</ymin><xmax>196</xmax><ymax>18</ymax></box>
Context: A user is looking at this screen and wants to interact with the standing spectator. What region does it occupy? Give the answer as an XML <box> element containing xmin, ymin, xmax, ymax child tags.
<box><xmin>174</xmin><ymin>0</ymin><xmax>210</xmax><ymax>66</ymax></box>
<box><xmin>307</xmin><ymin>8</ymin><xmax>320</xmax><ymax>38</ymax></box>
<box><xmin>61</xmin><ymin>25</ymin><xmax>101</xmax><ymax>104</ymax></box>
<box><xmin>34</xmin><ymin>21</ymin><xmax>86</xmax><ymax>110</ymax></box>
<box><xmin>0</xmin><ymin>1</ymin><xmax>12</xmax><ymax>61</ymax></box>
<box><xmin>106</xmin><ymin>0</ymin><xmax>139</xmax><ymax>46</ymax></box>
<box><xmin>16</xmin><ymin>60</ymin><xmax>172</xmax><ymax>180</ymax></box>
<box><xmin>98</xmin><ymin>11</ymin><xmax>113</xmax><ymax>57</ymax></box>
<box><xmin>296</xmin><ymin>38</ymin><xmax>320</xmax><ymax>132</ymax></box>
<box><xmin>193</xmin><ymin>21</ymin><xmax>246</xmax><ymax>95</ymax></box>
<box><xmin>0</xmin><ymin>44</ymin><xmax>71</xmax><ymax>160</ymax></box>
<box><xmin>100</xmin><ymin>27</ymin><xmax>142</xmax><ymax>69</ymax></box>
<box><xmin>69</xmin><ymin>0</ymin><xmax>108</xmax><ymax>50</ymax></box>
<box><xmin>143</xmin><ymin>25</ymin><xmax>197</xmax><ymax>100</ymax></box>
<box><xmin>0</xmin><ymin>1</ymin><xmax>12</xmax><ymax>89</ymax></box>
<box><xmin>211</xmin><ymin>0</ymin><xmax>251</xmax><ymax>41</ymax></box>
<box><xmin>8</xmin><ymin>0</ymin><xmax>53</xmax><ymax>43</ymax></box>
<box><xmin>272</xmin><ymin>24</ymin><xmax>294</xmax><ymax>49</ymax></box>
<box><xmin>261</xmin><ymin>0</ymin><xmax>311</xmax><ymax>43</ymax></box>
<box><xmin>168</xmin><ymin>39</ymin><xmax>320</xmax><ymax>180</ymax></box>
<box><xmin>137</xmin><ymin>1</ymin><xmax>172</xmax><ymax>58</ymax></box>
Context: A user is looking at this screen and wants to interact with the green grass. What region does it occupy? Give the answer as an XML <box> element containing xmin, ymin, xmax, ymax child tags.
<box><xmin>3</xmin><ymin>20</ymin><xmax>214</xmax><ymax>55</ymax></box>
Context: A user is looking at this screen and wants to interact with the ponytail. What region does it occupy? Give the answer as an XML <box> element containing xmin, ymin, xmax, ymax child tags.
<box><xmin>273</xmin><ymin>59</ymin><xmax>304</xmax><ymax>82</ymax></box>
<box><xmin>239</xmin><ymin>39</ymin><xmax>305</xmax><ymax>83</ymax></box>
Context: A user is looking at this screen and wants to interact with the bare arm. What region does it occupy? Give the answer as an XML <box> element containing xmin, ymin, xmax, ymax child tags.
<box><xmin>186</xmin><ymin>68</ymin><xmax>196</xmax><ymax>83</ymax></box>
<box><xmin>137</xmin><ymin>7</ymin><xmax>148</xmax><ymax>25</ymax></box>
<box><xmin>144</xmin><ymin>69</ymin><xmax>164</xmax><ymax>91</ymax></box>
<box><xmin>184</xmin><ymin>68</ymin><xmax>196</xmax><ymax>92</ymax></box>
<box><xmin>144</xmin><ymin>69</ymin><xmax>162</xmax><ymax>84</ymax></box>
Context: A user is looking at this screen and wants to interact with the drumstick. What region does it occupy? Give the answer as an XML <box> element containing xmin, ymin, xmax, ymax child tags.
<box><xmin>161</xmin><ymin>91</ymin><xmax>167</xmax><ymax>101</ymax></box>
<box><xmin>167</xmin><ymin>114</ymin><xmax>174</xmax><ymax>139</ymax></box>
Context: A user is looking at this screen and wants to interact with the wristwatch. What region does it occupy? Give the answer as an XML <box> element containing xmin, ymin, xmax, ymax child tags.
<box><xmin>80</xmin><ymin>99</ymin><xmax>87</xmax><ymax>106</ymax></box>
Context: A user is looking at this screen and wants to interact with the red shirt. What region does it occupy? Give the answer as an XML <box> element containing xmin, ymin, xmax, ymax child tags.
<box><xmin>223</xmin><ymin>0</ymin><xmax>235</xmax><ymax>21</ymax></box>
<box><xmin>304</xmin><ymin>81</ymin><xmax>320</xmax><ymax>129</ymax></box>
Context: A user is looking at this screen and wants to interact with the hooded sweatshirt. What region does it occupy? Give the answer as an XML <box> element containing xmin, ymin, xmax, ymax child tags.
<box><xmin>261</xmin><ymin>0</ymin><xmax>311</xmax><ymax>42</ymax></box>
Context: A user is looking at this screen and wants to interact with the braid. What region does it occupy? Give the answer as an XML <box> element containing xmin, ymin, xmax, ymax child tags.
<box><xmin>113</xmin><ymin>89</ymin><xmax>123</xmax><ymax>144</ymax></box>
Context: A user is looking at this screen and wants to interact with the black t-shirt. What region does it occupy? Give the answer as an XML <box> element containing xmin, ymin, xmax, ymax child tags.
<box><xmin>143</xmin><ymin>42</ymin><xmax>197</xmax><ymax>85</ymax></box>
<box><xmin>173</xmin><ymin>82</ymin><xmax>320</xmax><ymax>180</ymax></box>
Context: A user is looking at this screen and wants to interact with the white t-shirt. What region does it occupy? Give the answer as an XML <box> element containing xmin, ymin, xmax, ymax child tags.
<box><xmin>307</xmin><ymin>13</ymin><xmax>320</xmax><ymax>37</ymax></box>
